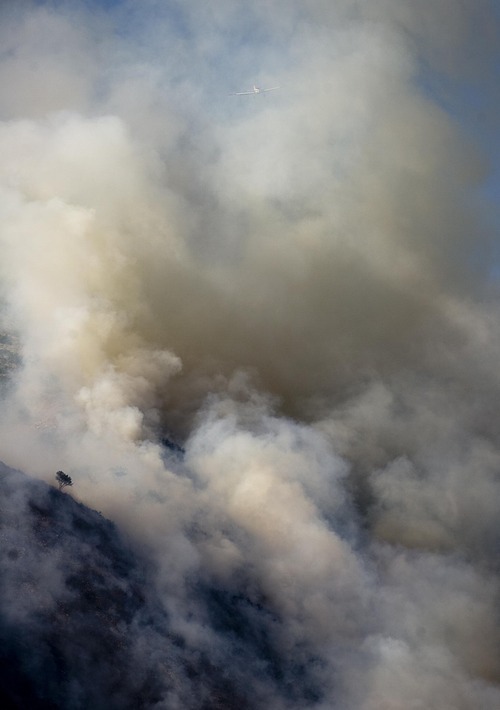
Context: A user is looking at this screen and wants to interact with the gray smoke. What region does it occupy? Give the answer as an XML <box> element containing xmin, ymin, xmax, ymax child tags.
<box><xmin>0</xmin><ymin>0</ymin><xmax>499</xmax><ymax>707</ymax></box>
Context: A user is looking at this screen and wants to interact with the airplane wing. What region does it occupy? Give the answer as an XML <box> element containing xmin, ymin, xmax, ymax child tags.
<box><xmin>230</xmin><ymin>85</ymin><xmax>279</xmax><ymax>96</ymax></box>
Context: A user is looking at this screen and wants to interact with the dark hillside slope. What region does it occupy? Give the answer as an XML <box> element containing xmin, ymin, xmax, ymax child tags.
<box><xmin>0</xmin><ymin>463</ymin><xmax>243</xmax><ymax>709</ymax></box>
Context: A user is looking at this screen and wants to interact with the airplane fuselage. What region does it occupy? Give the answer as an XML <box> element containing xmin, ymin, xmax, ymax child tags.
<box><xmin>231</xmin><ymin>84</ymin><xmax>279</xmax><ymax>96</ymax></box>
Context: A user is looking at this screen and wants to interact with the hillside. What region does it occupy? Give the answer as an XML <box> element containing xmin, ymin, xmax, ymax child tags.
<box><xmin>0</xmin><ymin>463</ymin><xmax>245</xmax><ymax>709</ymax></box>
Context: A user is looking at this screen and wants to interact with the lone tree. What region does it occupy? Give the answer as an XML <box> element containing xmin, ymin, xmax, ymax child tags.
<box><xmin>56</xmin><ymin>470</ymin><xmax>73</xmax><ymax>491</ymax></box>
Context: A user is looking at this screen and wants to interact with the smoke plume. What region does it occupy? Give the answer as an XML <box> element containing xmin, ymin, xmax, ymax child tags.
<box><xmin>0</xmin><ymin>0</ymin><xmax>499</xmax><ymax>707</ymax></box>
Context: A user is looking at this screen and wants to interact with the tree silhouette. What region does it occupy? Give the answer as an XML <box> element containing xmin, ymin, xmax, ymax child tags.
<box><xmin>56</xmin><ymin>470</ymin><xmax>73</xmax><ymax>491</ymax></box>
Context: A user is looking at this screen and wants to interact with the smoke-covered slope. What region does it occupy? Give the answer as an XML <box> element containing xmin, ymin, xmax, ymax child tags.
<box><xmin>0</xmin><ymin>463</ymin><xmax>251</xmax><ymax>710</ymax></box>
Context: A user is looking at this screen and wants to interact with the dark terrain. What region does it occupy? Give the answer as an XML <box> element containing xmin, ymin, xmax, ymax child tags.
<box><xmin>0</xmin><ymin>463</ymin><xmax>249</xmax><ymax>709</ymax></box>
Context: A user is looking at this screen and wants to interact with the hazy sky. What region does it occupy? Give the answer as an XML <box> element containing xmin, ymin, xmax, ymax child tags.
<box><xmin>1</xmin><ymin>1</ymin><xmax>500</xmax><ymax>708</ymax></box>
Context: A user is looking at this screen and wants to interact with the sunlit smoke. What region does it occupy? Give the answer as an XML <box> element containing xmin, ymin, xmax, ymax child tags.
<box><xmin>0</xmin><ymin>0</ymin><xmax>499</xmax><ymax>707</ymax></box>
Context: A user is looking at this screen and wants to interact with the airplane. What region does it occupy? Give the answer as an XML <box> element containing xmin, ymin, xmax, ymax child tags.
<box><xmin>230</xmin><ymin>84</ymin><xmax>280</xmax><ymax>96</ymax></box>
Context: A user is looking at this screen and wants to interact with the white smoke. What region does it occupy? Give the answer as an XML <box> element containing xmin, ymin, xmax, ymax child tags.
<box><xmin>0</xmin><ymin>0</ymin><xmax>499</xmax><ymax>707</ymax></box>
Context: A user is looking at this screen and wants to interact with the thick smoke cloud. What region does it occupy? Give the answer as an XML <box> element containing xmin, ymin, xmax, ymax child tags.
<box><xmin>0</xmin><ymin>0</ymin><xmax>499</xmax><ymax>707</ymax></box>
